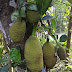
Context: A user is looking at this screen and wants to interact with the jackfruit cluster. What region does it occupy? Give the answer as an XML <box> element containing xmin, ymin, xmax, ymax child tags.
<box><xmin>42</xmin><ymin>41</ymin><xmax>57</xmax><ymax>69</ymax></box>
<box><xmin>24</xmin><ymin>36</ymin><xmax>43</xmax><ymax>72</ymax></box>
<box><xmin>27</xmin><ymin>10</ymin><xmax>40</xmax><ymax>24</ymax></box>
<box><xmin>9</xmin><ymin>20</ymin><xmax>26</xmax><ymax>42</ymax></box>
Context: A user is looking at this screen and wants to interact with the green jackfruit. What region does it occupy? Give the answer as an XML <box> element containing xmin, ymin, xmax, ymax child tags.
<box><xmin>57</xmin><ymin>45</ymin><xmax>66</xmax><ymax>60</ymax></box>
<box><xmin>42</xmin><ymin>41</ymin><xmax>57</xmax><ymax>69</ymax></box>
<box><xmin>24</xmin><ymin>36</ymin><xmax>43</xmax><ymax>72</ymax></box>
<box><xmin>9</xmin><ymin>20</ymin><xmax>26</xmax><ymax>42</ymax></box>
<box><xmin>27</xmin><ymin>10</ymin><xmax>40</xmax><ymax>24</ymax></box>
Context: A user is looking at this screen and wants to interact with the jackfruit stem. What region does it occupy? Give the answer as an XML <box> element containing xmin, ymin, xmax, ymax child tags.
<box><xmin>32</xmin><ymin>24</ymin><xmax>37</xmax><ymax>36</ymax></box>
<box><xmin>47</xmin><ymin>35</ymin><xmax>49</xmax><ymax>42</ymax></box>
<box><xmin>40</xmin><ymin>18</ymin><xmax>42</xmax><ymax>24</ymax></box>
<box><xmin>15</xmin><ymin>45</ymin><xmax>21</xmax><ymax>51</ymax></box>
<box><xmin>52</xmin><ymin>34</ymin><xmax>59</xmax><ymax>45</ymax></box>
<box><xmin>17</xmin><ymin>17</ymin><xmax>21</xmax><ymax>21</ymax></box>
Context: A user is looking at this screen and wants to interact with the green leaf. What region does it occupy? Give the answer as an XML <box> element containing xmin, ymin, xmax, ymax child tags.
<box><xmin>51</xmin><ymin>19</ymin><xmax>56</xmax><ymax>31</ymax></box>
<box><xmin>28</xmin><ymin>4</ymin><xmax>38</xmax><ymax>11</ymax></box>
<box><xmin>15</xmin><ymin>45</ymin><xmax>21</xmax><ymax>51</ymax></box>
<box><xmin>2</xmin><ymin>65</ymin><xmax>8</xmax><ymax>72</ymax></box>
<box><xmin>18</xmin><ymin>0</ymin><xmax>24</xmax><ymax>11</ymax></box>
<box><xmin>45</xmin><ymin>26</ymin><xmax>53</xmax><ymax>29</ymax></box>
<box><xmin>60</xmin><ymin>34</ymin><xmax>68</xmax><ymax>42</ymax></box>
<box><xmin>36</xmin><ymin>0</ymin><xmax>52</xmax><ymax>15</ymax></box>
<box><xmin>11</xmin><ymin>10</ymin><xmax>19</xmax><ymax>22</ymax></box>
<box><xmin>42</xmin><ymin>15</ymin><xmax>52</xmax><ymax>20</ymax></box>
<box><xmin>9</xmin><ymin>48</ymin><xmax>21</xmax><ymax>62</ymax></box>
<box><xmin>19</xmin><ymin>0</ymin><xmax>24</xmax><ymax>6</ymax></box>
<box><xmin>0</xmin><ymin>48</ymin><xmax>3</xmax><ymax>53</ymax></box>
<box><xmin>20</xmin><ymin>6</ymin><xmax>26</xmax><ymax>17</ymax></box>
<box><xmin>0</xmin><ymin>58</ymin><xmax>10</xmax><ymax>63</ymax></box>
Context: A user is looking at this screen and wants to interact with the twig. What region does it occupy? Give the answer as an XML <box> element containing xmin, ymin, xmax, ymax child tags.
<box><xmin>47</xmin><ymin>20</ymin><xmax>51</xmax><ymax>34</ymax></box>
<box><xmin>0</xmin><ymin>21</ymin><xmax>10</xmax><ymax>53</ymax></box>
<box><xmin>2</xmin><ymin>34</ymin><xmax>10</xmax><ymax>53</ymax></box>
<box><xmin>0</xmin><ymin>21</ymin><xmax>7</xmax><ymax>38</ymax></box>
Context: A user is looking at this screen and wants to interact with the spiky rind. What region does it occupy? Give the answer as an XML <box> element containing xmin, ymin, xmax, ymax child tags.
<box><xmin>44</xmin><ymin>56</ymin><xmax>57</xmax><ymax>69</ymax></box>
<box><xmin>27</xmin><ymin>10</ymin><xmax>40</xmax><ymax>24</ymax></box>
<box><xmin>43</xmin><ymin>42</ymin><xmax>57</xmax><ymax>69</ymax></box>
<box><xmin>9</xmin><ymin>20</ymin><xmax>26</xmax><ymax>42</ymax></box>
<box><xmin>43</xmin><ymin>42</ymin><xmax>55</xmax><ymax>56</ymax></box>
<box><xmin>24</xmin><ymin>36</ymin><xmax>43</xmax><ymax>72</ymax></box>
<box><xmin>57</xmin><ymin>45</ymin><xmax>66</xmax><ymax>60</ymax></box>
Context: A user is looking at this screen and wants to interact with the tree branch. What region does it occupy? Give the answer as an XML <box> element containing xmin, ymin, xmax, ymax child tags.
<box><xmin>0</xmin><ymin>21</ymin><xmax>10</xmax><ymax>53</ymax></box>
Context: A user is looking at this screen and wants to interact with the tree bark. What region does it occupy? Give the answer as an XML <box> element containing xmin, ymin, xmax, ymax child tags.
<box><xmin>65</xmin><ymin>6</ymin><xmax>72</xmax><ymax>66</ymax></box>
<box><xmin>0</xmin><ymin>0</ymin><xmax>33</xmax><ymax>72</ymax></box>
<box><xmin>66</xmin><ymin>6</ymin><xmax>72</xmax><ymax>57</ymax></box>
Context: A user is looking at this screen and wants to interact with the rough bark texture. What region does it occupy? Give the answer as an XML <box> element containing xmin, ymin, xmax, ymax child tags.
<box><xmin>0</xmin><ymin>0</ymin><xmax>33</xmax><ymax>72</ymax></box>
<box><xmin>47</xmin><ymin>20</ymin><xmax>51</xmax><ymax>34</ymax></box>
<box><xmin>66</xmin><ymin>6</ymin><xmax>72</xmax><ymax>57</ymax></box>
<box><xmin>65</xmin><ymin>6</ymin><xmax>72</xmax><ymax>66</ymax></box>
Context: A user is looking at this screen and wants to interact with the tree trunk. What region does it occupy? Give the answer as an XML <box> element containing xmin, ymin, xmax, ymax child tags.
<box><xmin>66</xmin><ymin>6</ymin><xmax>72</xmax><ymax>66</ymax></box>
<box><xmin>66</xmin><ymin>6</ymin><xmax>72</xmax><ymax>57</ymax></box>
<box><xmin>0</xmin><ymin>0</ymin><xmax>33</xmax><ymax>72</ymax></box>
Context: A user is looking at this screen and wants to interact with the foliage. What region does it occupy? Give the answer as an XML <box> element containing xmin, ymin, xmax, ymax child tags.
<box><xmin>0</xmin><ymin>58</ymin><xmax>10</xmax><ymax>64</ymax></box>
<box><xmin>38</xmin><ymin>37</ymin><xmax>46</xmax><ymax>46</ymax></box>
<box><xmin>0</xmin><ymin>33</ymin><xmax>4</xmax><ymax>59</ymax></box>
<box><xmin>0</xmin><ymin>65</ymin><xmax>9</xmax><ymax>72</ymax></box>
<box><xmin>36</xmin><ymin>0</ymin><xmax>52</xmax><ymax>15</ymax></box>
<box><xmin>9</xmin><ymin>48</ymin><xmax>21</xmax><ymax>62</ymax></box>
<box><xmin>59</xmin><ymin>34</ymin><xmax>68</xmax><ymax>42</ymax></box>
<box><xmin>51</xmin><ymin>19</ymin><xmax>56</xmax><ymax>31</ymax></box>
<box><xmin>48</xmin><ymin>0</ymin><xmax>71</xmax><ymax>33</ymax></box>
<box><xmin>0</xmin><ymin>33</ymin><xmax>10</xmax><ymax>71</ymax></box>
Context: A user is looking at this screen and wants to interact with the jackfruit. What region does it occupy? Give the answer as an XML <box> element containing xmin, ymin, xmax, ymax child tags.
<box><xmin>42</xmin><ymin>41</ymin><xmax>57</xmax><ymax>69</ymax></box>
<box><xmin>57</xmin><ymin>45</ymin><xmax>66</xmax><ymax>60</ymax></box>
<box><xmin>9</xmin><ymin>20</ymin><xmax>26</xmax><ymax>42</ymax></box>
<box><xmin>24</xmin><ymin>36</ymin><xmax>43</xmax><ymax>72</ymax></box>
<box><xmin>27</xmin><ymin>10</ymin><xmax>40</xmax><ymax>24</ymax></box>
